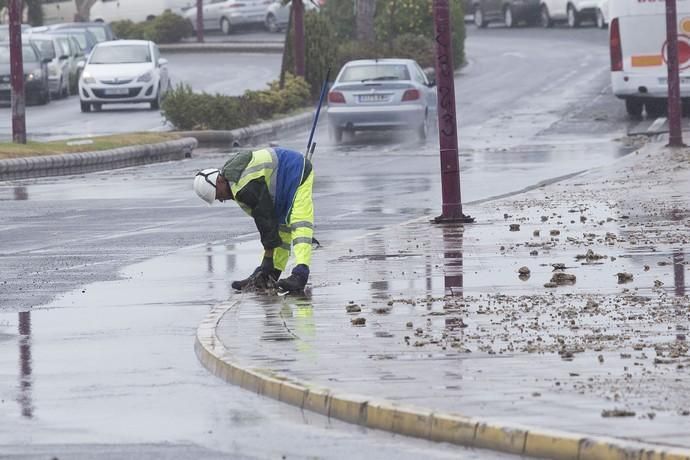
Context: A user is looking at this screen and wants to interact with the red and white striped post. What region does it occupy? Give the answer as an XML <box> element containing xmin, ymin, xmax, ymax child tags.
<box><xmin>432</xmin><ymin>0</ymin><xmax>473</xmax><ymax>223</ymax></box>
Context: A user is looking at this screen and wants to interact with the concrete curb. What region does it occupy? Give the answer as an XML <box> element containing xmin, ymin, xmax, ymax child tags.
<box><xmin>159</xmin><ymin>42</ymin><xmax>283</xmax><ymax>54</ymax></box>
<box><xmin>177</xmin><ymin>110</ymin><xmax>314</xmax><ymax>148</ymax></box>
<box><xmin>195</xmin><ymin>301</ymin><xmax>690</xmax><ymax>460</ymax></box>
<box><xmin>0</xmin><ymin>138</ymin><xmax>197</xmax><ymax>181</ymax></box>
<box><xmin>0</xmin><ymin>109</ymin><xmax>314</xmax><ymax>181</ymax></box>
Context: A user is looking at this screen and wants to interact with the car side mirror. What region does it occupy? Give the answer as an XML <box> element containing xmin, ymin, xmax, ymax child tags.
<box><xmin>77</xmin><ymin>60</ymin><xmax>85</xmax><ymax>69</ymax></box>
<box><xmin>427</xmin><ymin>79</ymin><xmax>436</xmax><ymax>88</ymax></box>
<box><xmin>42</xmin><ymin>57</ymin><xmax>52</xmax><ymax>64</ymax></box>
<box><xmin>60</xmin><ymin>54</ymin><xmax>69</xmax><ymax>60</ymax></box>
<box><xmin>158</xmin><ymin>57</ymin><xmax>168</xmax><ymax>67</ymax></box>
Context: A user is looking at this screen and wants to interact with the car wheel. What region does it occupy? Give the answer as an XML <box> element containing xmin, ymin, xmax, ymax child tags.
<box><xmin>596</xmin><ymin>8</ymin><xmax>606</xmax><ymax>29</ymax></box>
<box><xmin>645</xmin><ymin>100</ymin><xmax>667</xmax><ymax>118</ymax></box>
<box><xmin>265</xmin><ymin>13</ymin><xmax>279</xmax><ymax>33</ymax></box>
<box><xmin>540</xmin><ymin>5</ymin><xmax>553</xmax><ymax>28</ymax></box>
<box><xmin>151</xmin><ymin>89</ymin><xmax>161</xmax><ymax>110</ymax></box>
<box><xmin>39</xmin><ymin>88</ymin><xmax>50</xmax><ymax>105</ymax></box>
<box><xmin>221</xmin><ymin>17</ymin><xmax>232</xmax><ymax>35</ymax></box>
<box><xmin>625</xmin><ymin>98</ymin><xmax>643</xmax><ymax>118</ymax></box>
<box><xmin>329</xmin><ymin>124</ymin><xmax>343</xmax><ymax>144</ymax></box>
<box><xmin>417</xmin><ymin>112</ymin><xmax>429</xmax><ymax>143</ymax></box>
<box><xmin>567</xmin><ymin>4</ymin><xmax>580</xmax><ymax>28</ymax></box>
<box><xmin>61</xmin><ymin>78</ymin><xmax>69</xmax><ymax>99</ymax></box>
<box><xmin>504</xmin><ymin>5</ymin><xmax>515</xmax><ymax>28</ymax></box>
<box><xmin>80</xmin><ymin>101</ymin><xmax>91</xmax><ymax>113</ymax></box>
<box><xmin>473</xmin><ymin>6</ymin><xmax>488</xmax><ymax>28</ymax></box>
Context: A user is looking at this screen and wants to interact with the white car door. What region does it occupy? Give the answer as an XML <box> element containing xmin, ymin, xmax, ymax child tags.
<box><xmin>205</xmin><ymin>0</ymin><xmax>225</xmax><ymax>30</ymax></box>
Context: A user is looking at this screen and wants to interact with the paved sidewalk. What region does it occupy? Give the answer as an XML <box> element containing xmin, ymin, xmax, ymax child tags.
<box><xmin>211</xmin><ymin>139</ymin><xmax>690</xmax><ymax>452</ymax></box>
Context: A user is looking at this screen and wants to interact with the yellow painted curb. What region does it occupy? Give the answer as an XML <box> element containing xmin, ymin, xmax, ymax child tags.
<box><xmin>196</xmin><ymin>302</ymin><xmax>690</xmax><ymax>460</ymax></box>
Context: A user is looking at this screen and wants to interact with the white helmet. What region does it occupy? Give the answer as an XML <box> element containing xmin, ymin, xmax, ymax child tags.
<box><xmin>194</xmin><ymin>168</ymin><xmax>220</xmax><ymax>205</ymax></box>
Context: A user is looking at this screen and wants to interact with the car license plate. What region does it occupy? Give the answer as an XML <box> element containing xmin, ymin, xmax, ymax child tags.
<box><xmin>104</xmin><ymin>88</ymin><xmax>129</xmax><ymax>96</ymax></box>
<box><xmin>659</xmin><ymin>76</ymin><xmax>690</xmax><ymax>84</ymax></box>
<box><xmin>359</xmin><ymin>94</ymin><xmax>386</xmax><ymax>102</ymax></box>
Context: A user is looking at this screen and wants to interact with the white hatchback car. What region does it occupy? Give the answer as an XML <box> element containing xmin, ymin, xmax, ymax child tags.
<box><xmin>78</xmin><ymin>40</ymin><xmax>170</xmax><ymax>112</ymax></box>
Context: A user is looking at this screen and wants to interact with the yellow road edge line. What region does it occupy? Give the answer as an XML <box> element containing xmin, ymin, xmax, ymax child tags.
<box><xmin>195</xmin><ymin>302</ymin><xmax>690</xmax><ymax>460</ymax></box>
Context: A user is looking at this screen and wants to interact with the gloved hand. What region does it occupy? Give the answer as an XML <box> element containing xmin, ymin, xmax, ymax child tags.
<box><xmin>231</xmin><ymin>258</ymin><xmax>281</xmax><ymax>291</ymax></box>
<box><xmin>277</xmin><ymin>264</ymin><xmax>309</xmax><ymax>293</ymax></box>
<box><xmin>231</xmin><ymin>266</ymin><xmax>262</xmax><ymax>291</ymax></box>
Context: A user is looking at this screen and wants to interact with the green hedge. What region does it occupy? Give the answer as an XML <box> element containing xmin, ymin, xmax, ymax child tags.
<box><xmin>111</xmin><ymin>11</ymin><xmax>192</xmax><ymax>44</ymax></box>
<box><xmin>321</xmin><ymin>0</ymin><xmax>465</xmax><ymax>67</ymax></box>
<box><xmin>161</xmin><ymin>74</ymin><xmax>310</xmax><ymax>131</ymax></box>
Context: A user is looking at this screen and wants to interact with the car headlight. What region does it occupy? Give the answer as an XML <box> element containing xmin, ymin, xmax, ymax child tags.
<box><xmin>137</xmin><ymin>71</ymin><xmax>153</xmax><ymax>83</ymax></box>
<box><xmin>26</xmin><ymin>69</ymin><xmax>41</xmax><ymax>81</ymax></box>
<box><xmin>81</xmin><ymin>71</ymin><xmax>96</xmax><ymax>84</ymax></box>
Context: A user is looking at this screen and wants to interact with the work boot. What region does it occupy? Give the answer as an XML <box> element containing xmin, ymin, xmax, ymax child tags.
<box><xmin>277</xmin><ymin>264</ymin><xmax>309</xmax><ymax>293</ymax></box>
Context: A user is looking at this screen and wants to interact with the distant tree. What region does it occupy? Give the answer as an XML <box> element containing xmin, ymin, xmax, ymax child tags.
<box><xmin>74</xmin><ymin>0</ymin><xmax>97</xmax><ymax>21</ymax></box>
<box><xmin>26</xmin><ymin>0</ymin><xmax>43</xmax><ymax>25</ymax></box>
<box><xmin>355</xmin><ymin>0</ymin><xmax>375</xmax><ymax>42</ymax></box>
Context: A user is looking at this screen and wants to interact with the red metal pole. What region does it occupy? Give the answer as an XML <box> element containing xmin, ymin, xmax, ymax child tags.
<box><xmin>293</xmin><ymin>0</ymin><xmax>305</xmax><ymax>78</ymax></box>
<box><xmin>666</xmin><ymin>0</ymin><xmax>683</xmax><ymax>146</ymax></box>
<box><xmin>196</xmin><ymin>0</ymin><xmax>204</xmax><ymax>43</ymax></box>
<box><xmin>432</xmin><ymin>0</ymin><xmax>472</xmax><ymax>223</ymax></box>
<box><xmin>9</xmin><ymin>0</ymin><xmax>26</xmax><ymax>144</ymax></box>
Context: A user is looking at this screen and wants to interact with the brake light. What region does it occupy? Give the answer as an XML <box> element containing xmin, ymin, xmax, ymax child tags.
<box><xmin>328</xmin><ymin>91</ymin><xmax>345</xmax><ymax>103</ymax></box>
<box><xmin>610</xmin><ymin>18</ymin><xmax>622</xmax><ymax>72</ymax></box>
<box><xmin>402</xmin><ymin>89</ymin><xmax>420</xmax><ymax>101</ymax></box>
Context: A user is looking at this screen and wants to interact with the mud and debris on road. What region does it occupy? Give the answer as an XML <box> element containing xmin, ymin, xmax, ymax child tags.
<box><xmin>217</xmin><ymin>140</ymin><xmax>690</xmax><ymax>446</ymax></box>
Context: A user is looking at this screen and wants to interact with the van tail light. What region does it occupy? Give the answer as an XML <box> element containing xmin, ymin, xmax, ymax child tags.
<box><xmin>610</xmin><ymin>18</ymin><xmax>623</xmax><ymax>72</ymax></box>
<box><xmin>328</xmin><ymin>91</ymin><xmax>345</xmax><ymax>103</ymax></box>
<box><xmin>402</xmin><ymin>89</ymin><xmax>420</xmax><ymax>101</ymax></box>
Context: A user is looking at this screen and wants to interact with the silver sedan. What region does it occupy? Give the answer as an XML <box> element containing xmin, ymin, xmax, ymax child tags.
<box><xmin>327</xmin><ymin>58</ymin><xmax>436</xmax><ymax>144</ymax></box>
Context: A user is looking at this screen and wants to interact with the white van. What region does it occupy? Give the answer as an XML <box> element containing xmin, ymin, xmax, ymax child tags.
<box><xmin>610</xmin><ymin>0</ymin><xmax>690</xmax><ymax>117</ymax></box>
<box><xmin>89</xmin><ymin>0</ymin><xmax>195</xmax><ymax>23</ymax></box>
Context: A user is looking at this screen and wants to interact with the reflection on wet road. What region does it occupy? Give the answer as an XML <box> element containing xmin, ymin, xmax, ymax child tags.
<box><xmin>0</xmin><ymin>27</ymin><xmax>658</xmax><ymax>459</ymax></box>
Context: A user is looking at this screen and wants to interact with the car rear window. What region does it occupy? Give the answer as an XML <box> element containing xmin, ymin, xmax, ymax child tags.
<box><xmin>0</xmin><ymin>45</ymin><xmax>39</xmax><ymax>64</ymax></box>
<box><xmin>339</xmin><ymin>64</ymin><xmax>410</xmax><ymax>82</ymax></box>
<box><xmin>90</xmin><ymin>45</ymin><xmax>151</xmax><ymax>64</ymax></box>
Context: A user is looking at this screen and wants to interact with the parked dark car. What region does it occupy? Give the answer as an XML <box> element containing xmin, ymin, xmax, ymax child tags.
<box><xmin>472</xmin><ymin>0</ymin><xmax>540</xmax><ymax>28</ymax></box>
<box><xmin>0</xmin><ymin>42</ymin><xmax>50</xmax><ymax>105</ymax></box>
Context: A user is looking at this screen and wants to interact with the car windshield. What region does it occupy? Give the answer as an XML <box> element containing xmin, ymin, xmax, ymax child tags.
<box><xmin>31</xmin><ymin>39</ymin><xmax>55</xmax><ymax>59</ymax></box>
<box><xmin>0</xmin><ymin>45</ymin><xmax>39</xmax><ymax>64</ymax></box>
<box><xmin>339</xmin><ymin>64</ymin><xmax>410</xmax><ymax>82</ymax></box>
<box><xmin>90</xmin><ymin>45</ymin><xmax>151</xmax><ymax>64</ymax></box>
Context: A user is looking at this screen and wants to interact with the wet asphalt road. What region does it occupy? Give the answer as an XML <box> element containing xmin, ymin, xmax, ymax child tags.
<box><xmin>0</xmin><ymin>26</ymin><xmax>643</xmax><ymax>459</ymax></box>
